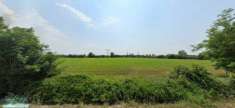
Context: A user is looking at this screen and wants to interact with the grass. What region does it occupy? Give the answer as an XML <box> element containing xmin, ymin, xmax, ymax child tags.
<box><xmin>58</xmin><ymin>57</ymin><xmax>224</xmax><ymax>80</ymax></box>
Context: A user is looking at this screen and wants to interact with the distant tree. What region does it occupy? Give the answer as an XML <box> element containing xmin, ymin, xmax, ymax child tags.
<box><xmin>194</xmin><ymin>8</ymin><xmax>235</xmax><ymax>75</ymax></box>
<box><xmin>166</xmin><ymin>54</ymin><xmax>177</xmax><ymax>59</ymax></box>
<box><xmin>178</xmin><ymin>50</ymin><xmax>188</xmax><ymax>59</ymax></box>
<box><xmin>0</xmin><ymin>17</ymin><xmax>58</xmax><ymax>97</ymax></box>
<box><xmin>110</xmin><ymin>52</ymin><xmax>115</xmax><ymax>57</ymax></box>
<box><xmin>88</xmin><ymin>52</ymin><xmax>95</xmax><ymax>58</ymax></box>
<box><xmin>157</xmin><ymin>55</ymin><xmax>166</xmax><ymax>58</ymax></box>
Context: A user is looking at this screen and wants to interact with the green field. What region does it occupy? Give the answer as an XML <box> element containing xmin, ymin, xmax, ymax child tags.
<box><xmin>59</xmin><ymin>58</ymin><xmax>224</xmax><ymax>80</ymax></box>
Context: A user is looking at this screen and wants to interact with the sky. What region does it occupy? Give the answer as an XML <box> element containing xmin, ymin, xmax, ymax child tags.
<box><xmin>0</xmin><ymin>0</ymin><xmax>235</xmax><ymax>55</ymax></box>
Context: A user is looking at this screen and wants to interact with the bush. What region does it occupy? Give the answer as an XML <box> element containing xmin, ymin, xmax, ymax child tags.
<box><xmin>170</xmin><ymin>65</ymin><xmax>228</xmax><ymax>97</ymax></box>
<box><xmin>30</xmin><ymin>75</ymin><xmax>188</xmax><ymax>104</ymax></box>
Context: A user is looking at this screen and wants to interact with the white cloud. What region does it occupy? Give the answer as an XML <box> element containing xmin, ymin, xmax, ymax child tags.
<box><xmin>0</xmin><ymin>0</ymin><xmax>77</xmax><ymax>54</ymax></box>
<box><xmin>56</xmin><ymin>3</ymin><xmax>120</xmax><ymax>28</ymax></box>
<box><xmin>56</xmin><ymin>3</ymin><xmax>94</xmax><ymax>27</ymax></box>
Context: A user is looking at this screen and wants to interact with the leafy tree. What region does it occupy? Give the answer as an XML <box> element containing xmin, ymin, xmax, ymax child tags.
<box><xmin>88</xmin><ymin>52</ymin><xmax>95</xmax><ymax>58</ymax></box>
<box><xmin>0</xmin><ymin>17</ymin><xmax>58</xmax><ymax>97</ymax></box>
<box><xmin>194</xmin><ymin>8</ymin><xmax>235</xmax><ymax>75</ymax></box>
<box><xmin>178</xmin><ymin>50</ymin><xmax>188</xmax><ymax>59</ymax></box>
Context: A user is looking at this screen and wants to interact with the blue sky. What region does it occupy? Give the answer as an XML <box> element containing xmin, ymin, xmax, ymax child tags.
<box><xmin>1</xmin><ymin>0</ymin><xmax>235</xmax><ymax>55</ymax></box>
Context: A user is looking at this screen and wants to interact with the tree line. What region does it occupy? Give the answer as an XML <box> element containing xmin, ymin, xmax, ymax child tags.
<box><xmin>59</xmin><ymin>50</ymin><xmax>208</xmax><ymax>60</ymax></box>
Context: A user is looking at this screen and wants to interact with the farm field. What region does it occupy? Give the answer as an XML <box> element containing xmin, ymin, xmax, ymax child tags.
<box><xmin>59</xmin><ymin>58</ymin><xmax>224</xmax><ymax>80</ymax></box>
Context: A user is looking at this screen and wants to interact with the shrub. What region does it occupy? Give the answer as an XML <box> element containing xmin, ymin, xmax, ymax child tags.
<box><xmin>30</xmin><ymin>75</ymin><xmax>188</xmax><ymax>104</ymax></box>
<box><xmin>170</xmin><ymin>65</ymin><xmax>228</xmax><ymax>97</ymax></box>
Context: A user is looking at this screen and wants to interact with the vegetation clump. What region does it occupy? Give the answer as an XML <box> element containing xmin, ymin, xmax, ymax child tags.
<box><xmin>29</xmin><ymin>75</ymin><xmax>185</xmax><ymax>104</ymax></box>
<box><xmin>170</xmin><ymin>66</ymin><xmax>228</xmax><ymax>97</ymax></box>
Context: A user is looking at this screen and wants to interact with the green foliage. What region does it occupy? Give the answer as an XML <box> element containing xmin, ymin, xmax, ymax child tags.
<box><xmin>30</xmin><ymin>75</ymin><xmax>188</xmax><ymax>104</ymax></box>
<box><xmin>195</xmin><ymin>8</ymin><xmax>235</xmax><ymax>73</ymax></box>
<box><xmin>170</xmin><ymin>65</ymin><xmax>228</xmax><ymax>97</ymax></box>
<box><xmin>227</xmin><ymin>77</ymin><xmax>235</xmax><ymax>97</ymax></box>
<box><xmin>178</xmin><ymin>50</ymin><xmax>188</xmax><ymax>59</ymax></box>
<box><xmin>0</xmin><ymin>17</ymin><xmax>58</xmax><ymax>98</ymax></box>
<box><xmin>29</xmin><ymin>66</ymin><xmax>229</xmax><ymax>105</ymax></box>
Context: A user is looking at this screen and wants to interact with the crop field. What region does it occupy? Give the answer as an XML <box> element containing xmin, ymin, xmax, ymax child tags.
<box><xmin>59</xmin><ymin>58</ymin><xmax>224</xmax><ymax>80</ymax></box>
